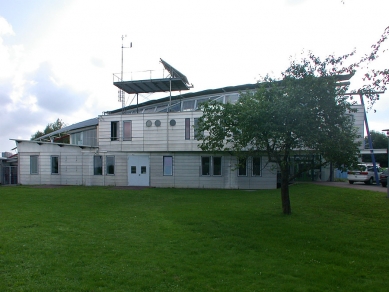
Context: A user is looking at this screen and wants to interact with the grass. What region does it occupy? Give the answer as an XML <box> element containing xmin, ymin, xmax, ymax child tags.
<box><xmin>1</xmin><ymin>184</ymin><xmax>389</xmax><ymax>291</ymax></box>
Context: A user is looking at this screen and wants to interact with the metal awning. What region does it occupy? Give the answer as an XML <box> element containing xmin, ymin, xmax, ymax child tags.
<box><xmin>114</xmin><ymin>77</ymin><xmax>190</xmax><ymax>94</ymax></box>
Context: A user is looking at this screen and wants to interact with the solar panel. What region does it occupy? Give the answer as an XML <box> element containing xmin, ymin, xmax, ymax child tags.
<box><xmin>160</xmin><ymin>58</ymin><xmax>190</xmax><ymax>85</ymax></box>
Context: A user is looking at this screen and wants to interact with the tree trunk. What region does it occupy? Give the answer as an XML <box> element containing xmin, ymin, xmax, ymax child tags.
<box><xmin>280</xmin><ymin>168</ymin><xmax>292</xmax><ymax>215</ymax></box>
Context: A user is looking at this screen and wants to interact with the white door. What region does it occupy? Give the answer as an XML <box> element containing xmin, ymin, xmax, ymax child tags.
<box><xmin>128</xmin><ymin>155</ymin><xmax>150</xmax><ymax>186</ymax></box>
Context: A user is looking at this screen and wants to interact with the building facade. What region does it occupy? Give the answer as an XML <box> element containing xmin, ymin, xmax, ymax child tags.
<box><xmin>13</xmin><ymin>81</ymin><xmax>365</xmax><ymax>189</ymax></box>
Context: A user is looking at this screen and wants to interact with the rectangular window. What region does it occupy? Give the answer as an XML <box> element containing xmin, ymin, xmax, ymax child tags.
<box><xmin>71</xmin><ymin>132</ymin><xmax>83</xmax><ymax>145</ymax></box>
<box><xmin>123</xmin><ymin>121</ymin><xmax>132</xmax><ymax>141</ymax></box>
<box><xmin>201</xmin><ymin>156</ymin><xmax>210</xmax><ymax>175</ymax></box>
<box><xmin>163</xmin><ymin>156</ymin><xmax>173</xmax><ymax>176</ymax></box>
<box><xmin>51</xmin><ymin>156</ymin><xmax>59</xmax><ymax>174</ymax></box>
<box><xmin>252</xmin><ymin>157</ymin><xmax>261</xmax><ymax>176</ymax></box>
<box><xmin>238</xmin><ymin>158</ymin><xmax>247</xmax><ymax>176</ymax></box>
<box><xmin>131</xmin><ymin>166</ymin><xmax>136</xmax><ymax>174</ymax></box>
<box><xmin>106</xmin><ymin>156</ymin><xmax>115</xmax><ymax>175</ymax></box>
<box><xmin>141</xmin><ymin>166</ymin><xmax>147</xmax><ymax>174</ymax></box>
<box><xmin>213</xmin><ymin>157</ymin><xmax>222</xmax><ymax>176</ymax></box>
<box><xmin>94</xmin><ymin>156</ymin><xmax>103</xmax><ymax>175</ymax></box>
<box><xmin>185</xmin><ymin>118</ymin><xmax>190</xmax><ymax>140</ymax></box>
<box><xmin>194</xmin><ymin>118</ymin><xmax>203</xmax><ymax>140</ymax></box>
<box><xmin>30</xmin><ymin>155</ymin><xmax>38</xmax><ymax>174</ymax></box>
<box><xmin>111</xmin><ymin>121</ymin><xmax>119</xmax><ymax>141</ymax></box>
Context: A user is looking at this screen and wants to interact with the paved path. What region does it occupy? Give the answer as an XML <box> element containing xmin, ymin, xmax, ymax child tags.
<box><xmin>313</xmin><ymin>181</ymin><xmax>388</xmax><ymax>193</ymax></box>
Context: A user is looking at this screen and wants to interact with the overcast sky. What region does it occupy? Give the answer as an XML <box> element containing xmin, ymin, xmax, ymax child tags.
<box><xmin>1</xmin><ymin>0</ymin><xmax>389</xmax><ymax>153</ymax></box>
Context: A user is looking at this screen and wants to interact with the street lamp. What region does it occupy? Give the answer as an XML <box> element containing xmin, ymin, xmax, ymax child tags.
<box><xmin>383</xmin><ymin>128</ymin><xmax>389</xmax><ymax>198</ymax></box>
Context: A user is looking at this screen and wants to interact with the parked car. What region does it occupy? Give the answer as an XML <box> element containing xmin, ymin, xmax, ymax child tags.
<box><xmin>347</xmin><ymin>164</ymin><xmax>382</xmax><ymax>185</ymax></box>
<box><xmin>379</xmin><ymin>169</ymin><xmax>388</xmax><ymax>187</ymax></box>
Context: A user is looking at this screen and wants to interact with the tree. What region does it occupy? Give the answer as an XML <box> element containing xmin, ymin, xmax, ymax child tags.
<box><xmin>363</xmin><ymin>131</ymin><xmax>388</xmax><ymax>167</ymax></box>
<box><xmin>197</xmin><ymin>26</ymin><xmax>389</xmax><ymax>215</ymax></box>
<box><xmin>31</xmin><ymin>118</ymin><xmax>67</xmax><ymax>141</ymax></box>
<box><xmin>198</xmin><ymin>72</ymin><xmax>360</xmax><ymax>214</ymax></box>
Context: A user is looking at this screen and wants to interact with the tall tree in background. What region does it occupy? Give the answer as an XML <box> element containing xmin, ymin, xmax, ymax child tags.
<box><xmin>197</xmin><ymin>26</ymin><xmax>389</xmax><ymax>215</ymax></box>
<box><xmin>31</xmin><ymin>119</ymin><xmax>67</xmax><ymax>141</ymax></box>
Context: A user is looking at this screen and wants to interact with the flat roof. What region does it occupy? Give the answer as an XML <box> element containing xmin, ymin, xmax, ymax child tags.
<box><xmin>114</xmin><ymin>77</ymin><xmax>191</xmax><ymax>94</ymax></box>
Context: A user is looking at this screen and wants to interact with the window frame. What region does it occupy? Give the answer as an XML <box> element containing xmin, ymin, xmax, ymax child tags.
<box><xmin>30</xmin><ymin>155</ymin><xmax>39</xmax><ymax>174</ymax></box>
<box><xmin>252</xmin><ymin>157</ymin><xmax>261</xmax><ymax>176</ymax></box>
<box><xmin>106</xmin><ymin>156</ymin><xmax>115</xmax><ymax>175</ymax></box>
<box><xmin>123</xmin><ymin>120</ymin><xmax>132</xmax><ymax>141</ymax></box>
<box><xmin>212</xmin><ymin>156</ymin><xmax>222</xmax><ymax>176</ymax></box>
<box><xmin>194</xmin><ymin>118</ymin><xmax>203</xmax><ymax>140</ymax></box>
<box><xmin>111</xmin><ymin>121</ymin><xmax>119</xmax><ymax>141</ymax></box>
<box><xmin>238</xmin><ymin>157</ymin><xmax>247</xmax><ymax>176</ymax></box>
<box><xmin>200</xmin><ymin>156</ymin><xmax>222</xmax><ymax>176</ymax></box>
<box><xmin>163</xmin><ymin>156</ymin><xmax>173</xmax><ymax>176</ymax></box>
<box><xmin>201</xmin><ymin>156</ymin><xmax>211</xmax><ymax>176</ymax></box>
<box><xmin>94</xmin><ymin>155</ymin><xmax>103</xmax><ymax>175</ymax></box>
<box><xmin>185</xmin><ymin>118</ymin><xmax>190</xmax><ymax>140</ymax></box>
<box><xmin>51</xmin><ymin>156</ymin><xmax>59</xmax><ymax>174</ymax></box>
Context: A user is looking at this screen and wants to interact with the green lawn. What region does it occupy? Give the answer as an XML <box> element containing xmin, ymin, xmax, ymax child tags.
<box><xmin>1</xmin><ymin>184</ymin><xmax>388</xmax><ymax>291</ymax></box>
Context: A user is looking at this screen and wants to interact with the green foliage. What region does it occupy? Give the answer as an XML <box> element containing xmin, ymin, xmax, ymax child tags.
<box><xmin>197</xmin><ymin>26</ymin><xmax>389</xmax><ymax>214</ymax></box>
<box><xmin>199</xmin><ymin>76</ymin><xmax>360</xmax><ymax>169</ymax></box>
<box><xmin>1</xmin><ymin>185</ymin><xmax>389</xmax><ymax>291</ymax></box>
<box><xmin>198</xmin><ymin>59</ymin><xmax>361</xmax><ymax>214</ymax></box>
<box><xmin>363</xmin><ymin>130</ymin><xmax>388</xmax><ymax>167</ymax></box>
<box><xmin>30</xmin><ymin>118</ymin><xmax>67</xmax><ymax>140</ymax></box>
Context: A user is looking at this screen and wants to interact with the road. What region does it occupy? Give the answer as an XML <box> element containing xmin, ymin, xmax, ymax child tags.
<box><xmin>313</xmin><ymin>181</ymin><xmax>388</xmax><ymax>193</ymax></box>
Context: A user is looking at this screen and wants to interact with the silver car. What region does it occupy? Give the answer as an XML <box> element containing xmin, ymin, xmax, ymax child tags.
<box><xmin>347</xmin><ymin>164</ymin><xmax>382</xmax><ymax>185</ymax></box>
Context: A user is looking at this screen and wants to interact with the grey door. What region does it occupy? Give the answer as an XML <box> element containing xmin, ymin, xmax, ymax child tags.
<box><xmin>128</xmin><ymin>156</ymin><xmax>149</xmax><ymax>186</ymax></box>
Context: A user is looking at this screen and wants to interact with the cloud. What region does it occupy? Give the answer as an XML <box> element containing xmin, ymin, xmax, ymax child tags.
<box><xmin>25</xmin><ymin>62</ymin><xmax>88</xmax><ymax>113</ymax></box>
<box><xmin>90</xmin><ymin>57</ymin><xmax>104</xmax><ymax>68</ymax></box>
<box><xmin>0</xmin><ymin>16</ymin><xmax>14</xmax><ymax>35</ymax></box>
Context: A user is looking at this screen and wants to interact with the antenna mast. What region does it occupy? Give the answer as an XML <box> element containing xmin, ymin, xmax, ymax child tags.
<box><xmin>118</xmin><ymin>35</ymin><xmax>131</xmax><ymax>111</ymax></box>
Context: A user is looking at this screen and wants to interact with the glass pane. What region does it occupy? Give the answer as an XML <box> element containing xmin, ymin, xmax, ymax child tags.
<box><xmin>84</xmin><ymin>129</ymin><xmax>97</xmax><ymax>146</ymax></box>
<box><xmin>185</xmin><ymin>118</ymin><xmax>190</xmax><ymax>140</ymax></box>
<box><xmin>141</xmin><ymin>166</ymin><xmax>146</xmax><ymax>174</ymax></box>
<box><xmin>131</xmin><ymin>166</ymin><xmax>136</xmax><ymax>174</ymax></box>
<box><xmin>226</xmin><ymin>94</ymin><xmax>239</xmax><ymax>104</ymax></box>
<box><xmin>107</xmin><ymin>156</ymin><xmax>115</xmax><ymax>175</ymax></box>
<box><xmin>51</xmin><ymin>156</ymin><xmax>59</xmax><ymax>174</ymax></box>
<box><xmin>111</xmin><ymin>121</ymin><xmax>118</xmax><ymax>141</ymax></box>
<box><xmin>253</xmin><ymin>157</ymin><xmax>261</xmax><ymax>176</ymax></box>
<box><xmin>201</xmin><ymin>157</ymin><xmax>210</xmax><ymax>175</ymax></box>
<box><xmin>169</xmin><ymin>102</ymin><xmax>181</xmax><ymax>112</ymax></box>
<box><xmin>163</xmin><ymin>156</ymin><xmax>173</xmax><ymax>176</ymax></box>
<box><xmin>30</xmin><ymin>156</ymin><xmax>38</xmax><ymax>174</ymax></box>
<box><xmin>94</xmin><ymin>156</ymin><xmax>102</xmax><ymax>175</ymax></box>
<box><xmin>196</xmin><ymin>98</ymin><xmax>210</xmax><ymax>109</ymax></box>
<box><xmin>194</xmin><ymin>118</ymin><xmax>203</xmax><ymax>140</ymax></box>
<box><xmin>123</xmin><ymin>121</ymin><xmax>132</xmax><ymax>141</ymax></box>
<box><xmin>182</xmin><ymin>100</ymin><xmax>195</xmax><ymax>111</ymax></box>
<box><xmin>238</xmin><ymin>158</ymin><xmax>247</xmax><ymax>176</ymax></box>
<box><xmin>213</xmin><ymin>157</ymin><xmax>222</xmax><ymax>176</ymax></box>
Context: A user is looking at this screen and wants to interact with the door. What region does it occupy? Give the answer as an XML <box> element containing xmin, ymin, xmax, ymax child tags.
<box><xmin>2</xmin><ymin>166</ymin><xmax>17</xmax><ymax>185</ymax></box>
<box><xmin>128</xmin><ymin>155</ymin><xmax>150</xmax><ymax>186</ymax></box>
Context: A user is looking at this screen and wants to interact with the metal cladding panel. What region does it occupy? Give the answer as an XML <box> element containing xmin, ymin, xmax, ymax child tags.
<box><xmin>114</xmin><ymin>78</ymin><xmax>190</xmax><ymax>94</ymax></box>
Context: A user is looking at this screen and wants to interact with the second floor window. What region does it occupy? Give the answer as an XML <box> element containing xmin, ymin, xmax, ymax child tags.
<box><xmin>123</xmin><ymin>121</ymin><xmax>132</xmax><ymax>141</ymax></box>
<box><xmin>185</xmin><ymin>118</ymin><xmax>190</xmax><ymax>140</ymax></box>
<box><xmin>111</xmin><ymin>121</ymin><xmax>119</xmax><ymax>141</ymax></box>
